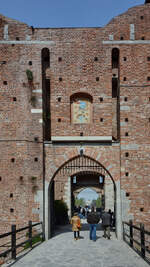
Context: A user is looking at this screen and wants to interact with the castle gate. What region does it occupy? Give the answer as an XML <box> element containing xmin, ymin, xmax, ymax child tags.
<box><xmin>47</xmin><ymin>155</ymin><xmax>118</xmax><ymax>239</ymax></box>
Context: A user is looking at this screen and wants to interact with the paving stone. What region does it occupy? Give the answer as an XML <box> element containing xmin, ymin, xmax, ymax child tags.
<box><xmin>2</xmin><ymin>223</ymin><xmax>149</xmax><ymax>267</ymax></box>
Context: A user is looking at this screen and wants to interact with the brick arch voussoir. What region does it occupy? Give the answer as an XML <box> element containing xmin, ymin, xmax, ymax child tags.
<box><xmin>84</xmin><ymin>150</ymin><xmax>113</xmax><ymax>174</ymax></box>
<box><xmin>65</xmin><ymin>148</ymin><xmax>78</xmax><ymax>160</ymax></box>
<box><xmin>49</xmin><ymin>150</ymin><xmax>115</xmax><ymax>188</ymax></box>
<box><xmin>49</xmin><ymin>148</ymin><xmax>79</xmax><ymax>184</ymax></box>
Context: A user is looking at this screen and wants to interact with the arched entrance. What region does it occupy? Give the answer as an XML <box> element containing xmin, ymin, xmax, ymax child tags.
<box><xmin>71</xmin><ymin>171</ymin><xmax>106</xmax><ymax>215</ymax></box>
<box><xmin>47</xmin><ymin>155</ymin><xmax>117</xmax><ymax>239</ymax></box>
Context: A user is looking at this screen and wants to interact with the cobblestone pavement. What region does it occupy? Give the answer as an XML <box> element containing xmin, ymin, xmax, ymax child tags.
<box><xmin>3</xmin><ymin>221</ymin><xmax>149</xmax><ymax>267</ymax></box>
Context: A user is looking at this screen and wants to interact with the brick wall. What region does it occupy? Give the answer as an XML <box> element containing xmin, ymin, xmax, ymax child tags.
<box><xmin>0</xmin><ymin>2</ymin><xmax>150</xmax><ymax>237</ymax></box>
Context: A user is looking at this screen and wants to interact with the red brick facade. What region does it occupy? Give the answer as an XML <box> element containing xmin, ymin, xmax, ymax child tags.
<box><xmin>0</xmin><ymin>2</ymin><xmax>150</xmax><ymax>238</ymax></box>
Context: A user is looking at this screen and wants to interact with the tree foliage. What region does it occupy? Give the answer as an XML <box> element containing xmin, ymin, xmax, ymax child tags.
<box><xmin>91</xmin><ymin>197</ymin><xmax>102</xmax><ymax>208</ymax></box>
<box><xmin>26</xmin><ymin>69</ymin><xmax>33</xmax><ymax>81</ymax></box>
<box><xmin>96</xmin><ymin>197</ymin><xmax>102</xmax><ymax>208</ymax></box>
<box><xmin>54</xmin><ymin>200</ymin><xmax>69</xmax><ymax>225</ymax></box>
<box><xmin>75</xmin><ymin>198</ymin><xmax>86</xmax><ymax>207</ymax></box>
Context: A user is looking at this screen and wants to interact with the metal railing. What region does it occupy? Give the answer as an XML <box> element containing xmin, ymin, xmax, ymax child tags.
<box><xmin>0</xmin><ymin>221</ymin><xmax>44</xmax><ymax>261</ymax></box>
<box><xmin>123</xmin><ymin>220</ymin><xmax>150</xmax><ymax>265</ymax></box>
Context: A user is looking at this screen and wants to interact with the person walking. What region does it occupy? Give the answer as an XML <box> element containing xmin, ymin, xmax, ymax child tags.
<box><xmin>102</xmin><ymin>210</ymin><xmax>111</xmax><ymax>239</ymax></box>
<box><xmin>70</xmin><ymin>212</ymin><xmax>81</xmax><ymax>240</ymax></box>
<box><xmin>87</xmin><ymin>206</ymin><xmax>100</xmax><ymax>242</ymax></box>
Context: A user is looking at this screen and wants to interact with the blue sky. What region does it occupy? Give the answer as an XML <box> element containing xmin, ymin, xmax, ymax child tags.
<box><xmin>0</xmin><ymin>0</ymin><xmax>144</xmax><ymax>28</ymax></box>
<box><xmin>78</xmin><ymin>188</ymin><xmax>99</xmax><ymax>201</ymax></box>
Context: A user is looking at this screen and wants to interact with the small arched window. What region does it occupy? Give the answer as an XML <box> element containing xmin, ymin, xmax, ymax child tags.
<box><xmin>70</xmin><ymin>93</ymin><xmax>93</xmax><ymax>124</ymax></box>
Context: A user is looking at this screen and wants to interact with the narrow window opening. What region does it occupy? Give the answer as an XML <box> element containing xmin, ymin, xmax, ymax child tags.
<box><xmin>125</xmin><ymin>152</ymin><xmax>129</xmax><ymax>157</ymax></box>
<box><xmin>123</xmin><ymin>57</ymin><xmax>127</xmax><ymax>61</ymax></box>
<box><xmin>13</xmin><ymin>97</ymin><xmax>17</xmax><ymax>101</ymax></box>
<box><xmin>58</xmin><ymin>97</ymin><xmax>61</xmax><ymax>102</ymax></box>
<box><xmin>120</xmin><ymin>36</ymin><xmax>124</xmax><ymax>40</ymax></box>
<box><xmin>125</xmin><ymin>172</ymin><xmax>129</xmax><ymax>177</ymax></box>
<box><xmin>125</xmin><ymin>132</ymin><xmax>129</xmax><ymax>136</ymax></box>
<box><xmin>0</xmin><ymin>177</ymin><xmax>2</xmax><ymax>181</ymax></box>
<box><xmin>42</xmin><ymin>48</ymin><xmax>51</xmax><ymax>141</ymax></box>
<box><xmin>140</xmin><ymin>208</ymin><xmax>144</xmax><ymax>212</ymax></box>
<box><xmin>58</xmin><ymin>118</ymin><xmax>61</xmax><ymax>122</ymax></box>
<box><xmin>10</xmin><ymin>208</ymin><xmax>14</xmax><ymax>213</ymax></box>
<box><xmin>124</xmin><ymin>97</ymin><xmax>128</xmax><ymax>102</ymax></box>
<box><xmin>28</xmin><ymin>61</ymin><xmax>32</xmax><ymax>65</ymax></box>
<box><xmin>112</xmin><ymin>78</ymin><xmax>118</xmax><ymax>98</ymax></box>
<box><xmin>34</xmin><ymin>137</ymin><xmax>38</xmax><ymax>142</ymax></box>
<box><xmin>141</xmin><ymin>37</ymin><xmax>145</xmax><ymax>40</ymax></box>
<box><xmin>58</xmin><ymin>57</ymin><xmax>62</xmax><ymax>62</ymax></box>
<box><xmin>34</xmin><ymin>157</ymin><xmax>38</xmax><ymax>162</ymax></box>
<box><xmin>16</xmin><ymin>37</ymin><xmax>20</xmax><ymax>41</ymax></box>
<box><xmin>147</xmin><ymin>77</ymin><xmax>150</xmax><ymax>81</ymax></box>
<box><xmin>96</xmin><ymin>77</ymin><xmax>99</xmax><ymax>81</ymax></box>
<box><xmin>12</xmin><ymin>44</ymin><xmax>15</xmax><ymax>47</ymax></box>
<box><xmin>44</xmin><ymin>56</ymin><xmax>49</xmax><ymax>62</ymax></box>
<box><xmin>125</xmin><ymin>118</ymin><xmax>128</xmax><ymax>122</ymax></box>
<box><xmin>112</xmin><ymin>48</ymin><xmax>119</xmax><ymax>69</ymax></box>
<box><xmin>80</xmin><ymin>132</ymin><xmax>83</xmax><ymax>136</ymax></box>
<box><xmin>147</xmin><ymin>57</ymin><xmax>150</xmax><ymax>61</ymax></box>
<box><xmin>123</xmin><ymin>77</ymin><xmax>127</xmax><ymax>81</ymax></box>
<box><xmin>31</xmin><ymin>26</ymin><xmax>34</xmax><ymax>34</ymax></box>
<box><xmin>3</xmin><ymin>81</ymin><xmax>7</xmax><ymax>85</ymax></box>
<box><xmin>19</xmin><ymin>176</ymin><xmax>23</xmax><ymax>182</ymax></box>
<box><xmin>11</xmin><ymin>158</ymin><xmax>15</xmax><ymax>163</ymax></box>
<box><xmin>100</xmin><ymin>118</ymin><xmax>103</xmax><ymax>122</ymax></box>
<box><xmin>100</xmin><ymin>97</ymin><xmax>103</xmax><ymax>102</ymax></box>
<box><xmin>10</xmin><ymin>193</ymin><xmax>13</xmax><ymax>198</ymax></box>
<box><xmin>140</xmin><ymin>16</ymin><xmax>144</xmax><ymax>20</ymax></box>
<box><xmin>59</xmin><ymin>77</ymin><xmax>62</xmax><ymax>82</ymax></box>
<box><xmin>126</xmin><ymin>192</ymin><xmax>130</xmax><ymax>197</ymax></box>
<box><xmin>94</xmin><ymin>57</ymin><xmax>98</xmax><ymax>62</ymax></box>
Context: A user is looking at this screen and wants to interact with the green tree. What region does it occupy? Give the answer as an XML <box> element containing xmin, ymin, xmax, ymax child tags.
<box><xmin>95</xmin><ymin>197</ymin><xmax>102</xmax><ymax>208</ymax></box>
<box><xmin>75</xmin><ymin>198</ymin><xmax>85</xmax><ymax>207</ymax></box>
<box><xmin>54</xmin><ymin>200</ymin><xmax>69</xmax><ymax>225</ymax></box>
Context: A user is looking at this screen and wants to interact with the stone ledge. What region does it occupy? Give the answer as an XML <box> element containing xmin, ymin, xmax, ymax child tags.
<box><xmin>51</xmin><ymin>136</ymin><xmax>112</xmax><ymax>142</ymax></box>
<box><xmin>103</xmin><ymin>40</ymin><xmax>150</xmax><ymax>44</ymax></box>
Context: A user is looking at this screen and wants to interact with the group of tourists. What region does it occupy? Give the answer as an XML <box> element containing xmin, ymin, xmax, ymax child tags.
<box><xmin>70</xmin><ymin>207</ymin><xmax>113</xmax><ymax>241</ymax></box>
<box><xmin>74</xmin><ymin>205</ymin><xmax>90</xmax><ymax>218</ymax></box>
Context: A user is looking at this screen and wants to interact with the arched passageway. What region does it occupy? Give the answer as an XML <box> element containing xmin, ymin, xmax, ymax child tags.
<box><xmin>48</xmin><ymin>155</ymin><xmax>116</xmax><ymax>239</ymax></box>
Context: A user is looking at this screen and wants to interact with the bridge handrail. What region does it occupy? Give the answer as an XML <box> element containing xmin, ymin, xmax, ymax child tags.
<box><xmin>0</xmin><ymin>221</ymin><xmax>44</xmax><ymax>261</ymax></box>
<box><xmin>123</xmin><ymin>221</ymin><xmax>150</xmax><ymax>265</ymax></box>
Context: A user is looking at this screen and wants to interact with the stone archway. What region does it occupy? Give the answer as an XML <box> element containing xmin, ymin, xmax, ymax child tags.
<box><xmin>46</xmin><ymin>155</ymin><xmax>122</xmax><ymax>240</ymax></box>
<box><xmin>71</xmin><ymin>171</ymin><xmax>105</xmax><ymax>215</ymax></box>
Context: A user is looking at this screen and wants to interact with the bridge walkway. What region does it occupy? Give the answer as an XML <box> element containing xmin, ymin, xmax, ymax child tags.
<box><xmin>2</xmin><ymin>220</ymin><xmax>149</xmax><ymax>267</ymax></box>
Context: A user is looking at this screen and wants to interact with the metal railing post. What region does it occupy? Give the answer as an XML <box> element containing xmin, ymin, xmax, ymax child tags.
<box><xmin>29</xmin><ymin>221</ymin><xmax>32</xmax><ymax>248</ymax></box>
<box><xmin>11</xmin><ymin>224</ymin><xmax>16</xmax><ymax>260</ymax></box>
<box><xmin>140</xmin><ymin>223</ymin><xmax>145</xmax><ymax>259</ymax></box>
<box><xmin>129</xmin><ymin>220</ymin><xmax>133</xmax><ymax>247</ymax></box>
